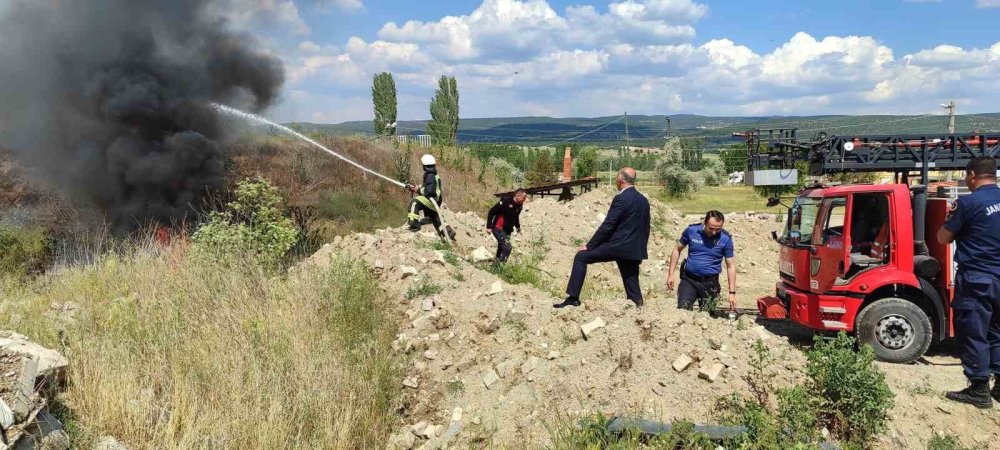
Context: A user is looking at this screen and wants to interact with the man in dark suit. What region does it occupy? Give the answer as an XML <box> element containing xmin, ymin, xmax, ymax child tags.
<box><xmin>556</xmin><ymin>167</ymin><xmax>650</xmax><ymax>308</ymax></box>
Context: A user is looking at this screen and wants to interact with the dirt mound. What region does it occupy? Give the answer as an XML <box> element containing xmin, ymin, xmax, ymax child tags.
<box><xmin>300</xmin><ymin>186</ymin><xmax>995</xmax><ymax>449</ymax></box>
<box><xmin>300</xmin><ymin>187</ymin><xmax>806</xmax><ymax>447</ymax></box>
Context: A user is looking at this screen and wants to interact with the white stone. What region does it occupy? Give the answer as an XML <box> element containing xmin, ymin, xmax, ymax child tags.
<box><xmin>410</xmin><ymin>421</ymin><xmax>429</xmax><ymax>436</ymax></box>
<box><xmin>402</xmin><ymin>376</ymin><xmax>420</xmax><ymax>389</ymax></box>
<box><xmin>482</xmin><ymin>369</ymin><xmax>500</xmax><ymax>389</ymax></box>
<box><xmin>387</xmin><ymin>430</ymin><xmax>416</xmax><ymax>450</ymax></box>
<box><xmin>421</xmin><ymin>297</ymin><xmax>435</xmax><ymax>311</ymax></box>
<box><xmin>698</xmin><ymin>363</ymin><xmax>725</xmax><ymax>382</ymax></box>
<box><xmin>672</xmin><ymin>354</ymin><xmax>693</xmax><ymax>372</ymax></box>
<box><xmin>399</xmin><ymin>266</ymin><xmax>419</xmax><ymax>279</ymax></box>
<box><xmin>487</xmin><ymin>281</ymin><xmax>504</xmax><ymax>296</ymax></box>
<box><xmin>451</xmin><ymin>407</ymin><xmax>463</xmax><ymax>423</ymax></box>
<box><xmin>496</xmin><ymin>359</ymin><xmax>519</xmax><ymax>378</ymax></box>
<box><xmin>580</xmin><ymin>317</ymin><xmax>606</xmax><ymax>339</ymax></box>
<box><xmin>93</xmin><ymin>435</ymin><xmax>131</xmax><ymax>450</ymax></box>
<box><xmin>520</xmin><ymin>356</ymin><xmax>541</xmax><ymax>375</ymax></box>
<box><xmin>423</xmin><ymin>350</ymin><xmax>438</xmax><ymax>360</ymax></box>
<box><xmin>433</xmin><ymin>251</ymin><xmax>447</xmax><ymax>266</ymax></box>
<box><xmin>470</xmin><ymin>247</ymin><xmax>492</xmax><ymax>263</ymax></box>
<box><xmin>546</xmin><ymin>351</ymin><xmax>561</xmax><ymax>360</ymax></box>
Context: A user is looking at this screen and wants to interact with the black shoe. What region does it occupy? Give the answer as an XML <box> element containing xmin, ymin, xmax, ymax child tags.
<box><xmin>630</xmin><ymin>299</ymin><xmax>644</xmax><ymax>308</ymax></box>
<box><xmin>946</xmin><ymin>379</ymin><xmax>993</xmax><ymax>409</ymax></box>
<box><xmin>553</xmin><ymin>297</ymin><xmax>581</xmax><ymax>309</ymax></box>
<box><xmin>992</xmin><ymin>380</ymin><xmax>1000</xmax><ymax>403</ymax></box>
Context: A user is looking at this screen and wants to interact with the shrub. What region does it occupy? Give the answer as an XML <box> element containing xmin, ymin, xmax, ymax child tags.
<box><xmin>806</xmin><ymin>333</ymin><xmax>894</xmax><ymax>445</ymax></box>
<box><xmin>405</xmin><ymin>276</ymin><xmax>443</xmax><ymax>300</ymax></box>
<box><xmin>192</xmin><ymin>177</ymin><xmax>299</xmax><ymax>268</ymax></box>
<box><xmin>658</xmin><ymin>165</ymin><xmax>696</xmax><ymax>198</ymax></box>
<box><xmin>776</xmin><ymin>385</ymin><xmax>820</xmax><ymax>444</ymax></box>
<box><xmin>526</xmin><ymin>150</ymin><xmax>557</xmax><ymax>186</ymax></box>
<box><xmin>547</xmin><ymin>414</ymin><xmax>715</xmax><ymax>450</ymax></box>
<box><xmin>0</xmin><ymin>226</ymin><xmax>53</xmax><ymax>277</ymax></box>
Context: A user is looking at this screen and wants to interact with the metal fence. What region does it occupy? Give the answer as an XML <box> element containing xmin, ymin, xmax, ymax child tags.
<box><xmin>371</xmin><ymin>134</ymin><xmax>432</xmax><ymax>148</ymax></box>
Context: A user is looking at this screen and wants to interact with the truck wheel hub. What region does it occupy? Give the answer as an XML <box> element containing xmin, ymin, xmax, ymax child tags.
<box><xmin>875</xmin><ymin>315</ymin><xmax>914</xmax><ymax>350</ymax></box>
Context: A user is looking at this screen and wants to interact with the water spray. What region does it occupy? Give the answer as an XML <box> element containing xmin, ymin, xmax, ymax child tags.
<box><xmin>214</xmin><ymin>103</ymin><xmax>457</xmax><ymax>242</ymax></box>
<box><xmin>213</xmin><ymin>103</ymin><xmax>406</xmax><ymax>189</ymax></box>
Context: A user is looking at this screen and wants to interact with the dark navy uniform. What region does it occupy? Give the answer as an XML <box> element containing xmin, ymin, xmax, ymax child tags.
<box><xmin>677</xmin><ymin>223</ymin><xmax>735</xmax><ymax>310</ymax></box>
<box><xmin>943</xmin><ymin>183</ymin><xmax>1000</xmax><ymax>381</ymax></box>
<box><xmin>486</xmin><ymin>196</ymin><xmax>523</xmax><ymax>263</ymax></box>
<box><xmin>407</xmin><ymin>167</ymin><xmax>443</xmax><ymax>234</ymax></box>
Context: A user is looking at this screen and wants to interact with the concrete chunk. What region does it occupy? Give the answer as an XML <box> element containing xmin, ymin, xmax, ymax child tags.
<box><xmin>402</xmin><ymin>376</ymin><xmax>420</xmax><ymax>389</ymax></box>
<box><xmin>13</xmin><ymin>356</ymin><xmax>38</xmax><ymax>421</ymax></box>
<box><xmin>672</xmin><ymin>354</ymin><xmax>693</xmax><ymax>373</ymax></box>
<box><xmin>421</xmin><ymin>297</ymin><xmax>435</xmax><ymax>311</ymax></box>
<box><xmin>487</xmin><ymin>281</ymin><xmax>504</xmax><ymax>296</ymax></box>
<box><xmin>698</xmin><ymin>363</ymin><xmax>725</xmax><ymax>382</ymax></box>
<box><xmin>399</xmin><ymin>266</ymin><xmax>419</xmax><ymax>279</ymax></box>
<box><xmin>546</xmin><ymin>351</ymin><xmax>561</xmax><ymax>360</ymax></box>
<box><xmin>520</xmin><ymin>356</ymin><xmax>541</xmax><ymax>375</ymax></box>
<box><xmin>470</xmin><ymin>247</ymin><xmax>492</xmax><ymax>263</ymax></box>
<box><xmin>482</xmin><ymin>368</ymin><xmax>500</xmax><ymax>389</ymax></box>
<box><xmin>0</xmin><ymin>336</ymin><xmax>68</xmax><ymax>376</ymax></box>
<box><xmin>580</xmin><ymin>317</ymin><xmax>606</xmax><ymax>339</ymax></box>
<box><xmin>496</xmin><ymin>359</ymin><xmax>519</xmax><ymax>378</ymax></box>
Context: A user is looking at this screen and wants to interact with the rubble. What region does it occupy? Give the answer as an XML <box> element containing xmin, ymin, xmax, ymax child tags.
<box><xmin>0</xmin><ymin>335</ymin><xmax>70</xmax><ymax>450</ymax></box>
<box><xmin>399</xmin><ymin>265</ymin><xmax>419</xmax><ymax>279</ymax></box>
<box><xmin>482</xmin><ymin>369</ymin><xmax>500</xmax><ymax>389</ymax></box>
<box><xmin>580</xmin><ymin>317</ymin><xmax>606</xmax><ymax>339</ymax></box>
<box><xmin>698</xmin><ymin>363</ymin><xmax>725</xmax><ymax>382</ymax></box>
<box><xmin>672</xmin><ymin>354</ymin><xmax>693</xmax><ymax>372</ymax></box>
<box><xmin>469</xmin><ymin>247</ymin><xmax>492</xmax><ymax>263</ymax></box>
<box><xmin>487</xmin><ymin>281</ymin><xmax>504</xmax><ymax>296</ymax></box>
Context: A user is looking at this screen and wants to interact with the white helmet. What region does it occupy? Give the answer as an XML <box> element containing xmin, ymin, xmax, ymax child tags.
<box><xmin>420</xmin><ymin>154</ymin><xmax>436</xmax><ymax>166</ymax></box>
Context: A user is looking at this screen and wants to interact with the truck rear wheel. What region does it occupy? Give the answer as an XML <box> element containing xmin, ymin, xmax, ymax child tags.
<box><xmin>855</xmin><ymin>297</ymin><xmax>932</xmax><ymax>364</ymax></box>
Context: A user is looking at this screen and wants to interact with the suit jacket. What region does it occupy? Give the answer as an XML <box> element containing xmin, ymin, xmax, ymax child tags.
<box><xmin>587</xmin><ymin>186</ymin><xmax>650</xmax><ymax>261</ymax></box>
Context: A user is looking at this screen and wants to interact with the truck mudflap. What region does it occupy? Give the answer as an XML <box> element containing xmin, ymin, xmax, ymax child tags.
<box><xmin>757</xmin><ymin>296</ymin><xmax>788</xmax><ymax>320</ymax></box>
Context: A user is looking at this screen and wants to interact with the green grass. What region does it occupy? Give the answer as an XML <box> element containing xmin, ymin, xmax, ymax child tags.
<box><xmin>405</xmin><ymin>276</ymin><xmax>443</xmax><ymax>300</ymax></box>
<box><xmin>651</xmin><ymin>185</ymin><xmax>782</xmax><ymax>215</ymax></box>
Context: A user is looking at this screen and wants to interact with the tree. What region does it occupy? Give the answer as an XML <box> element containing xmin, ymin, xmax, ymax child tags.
<box><xmin>428</xmin><ymin>75</ymin><xmax>459</xmax><ymax>146</ymax></box>
<box><xmin>372</xmin><ymin>72</ymin><xmax>397</xmax><ymax>136</ymax></box>
<box><xmin>526</xmin><ymin>150</ymin><xmax>556</xmax><ymax>186</ymax></box>
<box><xmin>575</xmin><ymin>147</ymin><xmax>599</xmax><ymax>179</ymax></box>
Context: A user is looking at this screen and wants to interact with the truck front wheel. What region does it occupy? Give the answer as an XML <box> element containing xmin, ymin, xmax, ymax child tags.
<box><xmin>855</xmin><ymin>297</ymin><xmax>932</xmax><ymax>364</ymax></box>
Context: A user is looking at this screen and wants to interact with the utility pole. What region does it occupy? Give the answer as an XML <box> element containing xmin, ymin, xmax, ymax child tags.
<box><xmin>624</xmin><ymin>112</ymin><xmax>630</xmax><ymax>166</ymax></box>
<box><xmin>942</xmin><ymin>101</ymin><xmax>956</xmax><ymax>181</ymax></box>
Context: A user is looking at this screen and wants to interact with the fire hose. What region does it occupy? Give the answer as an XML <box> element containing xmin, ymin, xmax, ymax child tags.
<box><xmin>215</xmin><ymin>103</ymin><xmax>456</xmax><ymax>240</ymax></box>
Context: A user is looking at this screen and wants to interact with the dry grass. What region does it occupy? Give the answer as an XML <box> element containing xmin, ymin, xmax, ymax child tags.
<box><xmin>228</xmin><ymin>136</ymin><xmax>505</xmax><ymax>237</ymax></box>
<box><xmin>0</xmin><ymin>245</ymin><xmax>402</xmax><ymax>449</ymax></box>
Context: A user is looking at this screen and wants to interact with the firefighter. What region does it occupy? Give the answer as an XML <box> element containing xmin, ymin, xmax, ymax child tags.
<box><xmin>666</xmin><ymin>210</ymin><xmax>738</xmax><ymax>312</ymax></box>
<box><xmin>407</xmin><ymin>154</ymin><xmax>445</xmax><ymax>238</ymax></box>
<box><xmin>938</xmin><ymin>156</ymin><xmax>1000</xmax><ymax>409</ymax></box>
<box><xmin>486</xmin><ymin>188</ymin><xmax>527</xmax><ymax>264</ymax></box>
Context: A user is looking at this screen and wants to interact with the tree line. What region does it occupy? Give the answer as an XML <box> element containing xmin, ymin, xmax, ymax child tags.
<box><xmin>372</xmin><ymin>72</ymin><xmax>460</xmax><ymax>147</ymax></box>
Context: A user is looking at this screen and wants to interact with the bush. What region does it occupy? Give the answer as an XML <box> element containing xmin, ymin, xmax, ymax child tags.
<box><xmin>0</xmin><ymin>226</ymin><xmax>53</xmax><ymax>277</ymax></box>
<box><xmin>658</xmin><ymin>165</ymin><xmax>696</xmax><ymax>198</ymax></box>
<box><xmin>806</xmin><ymin>333</ymin><xmax>894</xmax><ymax>445</ymax></box>
<box><xmin>192</xmin><ymin>177</ymin><xmax>299</xmax><ymax>268</ymax></box>
<box><xmin>575</xmin><ymin>147</ymin><xmax>599</xmax><ymax>179</ymax></box>
<box><xmin>526</xmin><ymin>150</ymin><xmax>557</xmax><ymax>186</ymax></box>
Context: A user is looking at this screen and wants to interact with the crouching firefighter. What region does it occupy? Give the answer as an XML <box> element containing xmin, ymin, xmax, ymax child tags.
<box><xmin>407</xmin><ymin>154</ymin><xmax>449</xmax><ymax>239</ymax></box>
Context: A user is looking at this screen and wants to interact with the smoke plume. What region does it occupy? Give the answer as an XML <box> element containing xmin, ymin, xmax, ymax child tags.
<box><xmin>0</xmin><ymin>0</ymin><xmax>284</xmax><ymax>228</ymax></box>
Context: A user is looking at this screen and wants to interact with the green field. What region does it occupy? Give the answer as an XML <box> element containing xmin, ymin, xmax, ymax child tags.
<box><xmin>647</xmin><ymin>185</ymin><xmax>782</xmax><ymax>215</ymax></box>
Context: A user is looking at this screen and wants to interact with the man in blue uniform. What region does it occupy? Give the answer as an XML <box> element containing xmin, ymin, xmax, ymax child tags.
<box><xmin>667</xmin><ymin>210</ymin><xmax>738</xmax><ymax>311</ymax></box>
<box><xmin>938</xmin><ymin>156</ymin><xmax>1000</xmax><ymax>409</ymax></box>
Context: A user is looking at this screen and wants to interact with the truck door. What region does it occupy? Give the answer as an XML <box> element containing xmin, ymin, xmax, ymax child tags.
<box><xmin>810</xmin><ymin>197</ymin><xmax>850</xmax><ymax>293</ymax></box>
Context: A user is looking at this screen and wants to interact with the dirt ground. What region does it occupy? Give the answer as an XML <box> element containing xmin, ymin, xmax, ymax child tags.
<box><xmin>301</xmin><ymin>186</ymin><xmax>999</xmax><ymax>449</ymax></box>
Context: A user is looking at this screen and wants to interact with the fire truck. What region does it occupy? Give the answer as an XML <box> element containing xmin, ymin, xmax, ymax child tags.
<box><xmin>744</xmin><ymin>129</ymin><xmax>1000</xmax><ymax>363</ymax></box>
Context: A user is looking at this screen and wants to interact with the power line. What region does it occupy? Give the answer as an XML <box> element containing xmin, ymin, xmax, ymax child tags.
<box><xmin>533</xmin><ymin>115</ymin><xmax>627</xmax><ymax>149</ymax></box>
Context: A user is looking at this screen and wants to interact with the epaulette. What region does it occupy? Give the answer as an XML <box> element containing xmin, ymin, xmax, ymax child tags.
<box><xmin>721</xmin><ymin>229</ymin><xmax>732</xmax><ymax>238</ymax></box>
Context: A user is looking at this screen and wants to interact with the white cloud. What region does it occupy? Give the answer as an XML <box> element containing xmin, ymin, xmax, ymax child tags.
<box><xmin>212</xmin><ymin>0</ymin><xmax>312</xmax><ymax>35</ymax></box>
<box><xmin>272</xmin><ymin>0</ymin><xmax>1000</xmax><ymax>122</ymax></box>
<box><xmin>976</xmin><ymin>0</ymin><xmax>1000</xmax><ymax>7</ymax></box>
<box><xmin>317</xmin><ymin>0</ymin><xmax>366</xmax><ymax>12</ymax></box>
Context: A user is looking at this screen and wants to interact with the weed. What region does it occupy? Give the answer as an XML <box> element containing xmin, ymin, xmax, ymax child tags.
<box><xmin>570</xmin><ymin>237</ymin><xmax>585</xmax><ymax>247</ymax></box>
<box><xmin>503</xmin><ymin>316</ymin><xmax>528</xmax><ymax>342</ymax></box>
<box><xmin>442</xmin><ymin>250</ymin><xmax>460</xmax><ymax>266</ymax></box>
<box><xmin>547</xmin><ymin>413</ymin><xmax>715</xmax><ymax>450</ymax></box>
<box><xmin>701</xmin><ymin>295</ymin><xmax>720</xmax><ymax>313</ymax></box>
<box><xmin>485</xmin><ymin>255</ymin><xmax>543</xmax><ymax>288</ymax></box>
<box><xmin>776</xmin><ymin>385</ymin><xmax>820</xmax><ymax>444</ymax></box>
<box><xmin>405</xmin><ymin>277</ymin><xmax>443</xmax><ymax>300</ymax></box>
<box><xmin>806</xmin><ymin>333</ymin><xmax>894</xmax><ymax>446</ymax></box>
<box><xmin>746</xmin><ymin>339</ymin><xmax>774</xmax><ymax>407</ymax></box>
<box><xmin>450</xmin><ymin>271</ymin><xmax>465</xmax><ymax>282</ymax></box>
<box><xmin>927</xmin><ymin>433</ymin><xmax>974</xmax><ymax>450</ymax></box>
<box><xmin>446</xmin><ymin>379</ymin><xmax>465</xmax><ymax>396</ymax></box>
<box><xmin>0</xmin><ymin>226</ymin><xmax>53</xmax><ymax>278</ymax></box>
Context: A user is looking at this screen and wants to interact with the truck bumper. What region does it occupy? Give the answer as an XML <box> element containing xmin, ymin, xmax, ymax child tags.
<box><xmin>758</xmin><ymin>283</ymin><xmax>863</xmax><ymax>332</ymax></box>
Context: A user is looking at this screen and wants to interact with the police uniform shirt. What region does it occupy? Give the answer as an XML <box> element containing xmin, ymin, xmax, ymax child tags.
<box><xmin>679</xmin><ymin>223</ymin><xmax>735</xmax><ymax>277</ymax></box>
<box><xmin>943</xmin><ymin>183</ymin><xmax>1000</xmax><ymax>275</ymax></box>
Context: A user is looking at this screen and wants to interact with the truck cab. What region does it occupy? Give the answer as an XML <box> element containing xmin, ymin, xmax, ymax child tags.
<box><xmin>762</xmin><ymin>183</ymin><xmax>955</xmax><ymax>363</ymax></box>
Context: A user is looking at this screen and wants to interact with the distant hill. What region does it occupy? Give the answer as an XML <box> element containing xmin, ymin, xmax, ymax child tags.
<box><xmin>287</xmin><ymin>113</ymin><xmax>1000</xmax><ymax>148</ymax></box>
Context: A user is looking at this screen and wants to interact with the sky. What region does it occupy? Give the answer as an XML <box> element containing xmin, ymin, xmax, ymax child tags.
<box><xmin>229</xmin><ymin>0</ymin><xmax>1000</xmax><ymax>123</ymax></box>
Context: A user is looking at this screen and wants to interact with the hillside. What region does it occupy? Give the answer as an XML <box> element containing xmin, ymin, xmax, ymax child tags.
<box><xmin>290</xmin><ymin>113</ymin><xmax>1000</xmax><ymax>147</ymax></box>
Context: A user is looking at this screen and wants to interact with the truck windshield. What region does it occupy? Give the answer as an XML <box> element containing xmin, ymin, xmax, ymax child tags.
<box><xmin>783</xmin><ymin>197</ymin><xmax>821</xmax><ymax>245</ymax></box>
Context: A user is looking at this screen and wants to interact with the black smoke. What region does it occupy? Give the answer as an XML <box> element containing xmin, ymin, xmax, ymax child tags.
<box><xmin>0</xmin><ymin>0</ymin><xmax>284</xmax><ymax>229</ymax></box>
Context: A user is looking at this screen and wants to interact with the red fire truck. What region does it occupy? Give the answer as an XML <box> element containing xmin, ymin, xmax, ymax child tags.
<box><xmin>745</xmin><ymin>129</ymin><xmax>1000</xmax><ymax>363</ymax></box>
